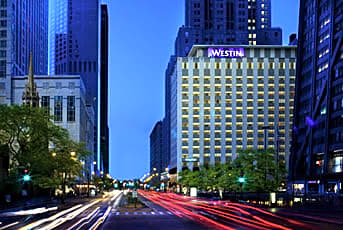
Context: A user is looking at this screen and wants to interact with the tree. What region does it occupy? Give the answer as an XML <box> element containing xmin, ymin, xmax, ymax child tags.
<box><xmin>0</xmin><ymin>105</ymin><xmax>91</xmax><ymax>201</ymax></box>
<box><xmin>179</xmin><ymin>169</ymin><xmax>202</xmax><ymax>188</ymax></box>
<box><xmin>233</xmin><ymin>149</ymin><xmax>287</xmax><ymax>192</ymax></box>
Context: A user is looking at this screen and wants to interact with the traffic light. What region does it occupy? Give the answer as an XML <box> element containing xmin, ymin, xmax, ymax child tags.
<box><xmin>238</xmin><ymin>170</ymin><xmax>245</xmax><ymax>184</ymax></box>
<box><xmin>23</xmin><ymin>175</ymin><xmax>31</xmax><ymax>182</ymax></box>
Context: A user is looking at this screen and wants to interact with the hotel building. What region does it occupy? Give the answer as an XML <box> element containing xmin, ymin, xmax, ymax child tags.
<box><xmin>170</xmin><ymin>45</ymin><xmax>296</xmax><ymax>174</ymax></box>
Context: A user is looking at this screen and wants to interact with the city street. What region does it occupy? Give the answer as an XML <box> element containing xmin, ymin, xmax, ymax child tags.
<box><xmin>0</xmin><ymin>191</ymin><xmax>122</xmax><ymax>230</ymax></box>
<box><xmin>1</xmin><ymin>190</ymin><xmax>343</xmax><ymax>229</ymax></box>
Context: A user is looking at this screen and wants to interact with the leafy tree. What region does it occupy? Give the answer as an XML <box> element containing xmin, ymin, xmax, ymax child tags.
<box><xmin>0</xmin><ymin>105</ymin><xmax>91</xmax><ymax>202</ymax></box>
<box><xmin>179</xmin><ymin>169</ymin><xmax>202</xmax><ymax>188</ymax></box>
<box><xmin>234</xmin><ymin>149</ymin><xmax>287</xmax><ymax>192</ymax></box>
<box><xmin>177</xmin><ymin>149</ymin><xmax>287</xmax><ymax>193</ymax></box>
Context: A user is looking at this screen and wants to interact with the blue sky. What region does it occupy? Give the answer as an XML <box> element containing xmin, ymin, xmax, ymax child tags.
<box><xmin>102</xmin><ymin>0</ymin><xmax>300</xmax><ymax>179</ymax></box>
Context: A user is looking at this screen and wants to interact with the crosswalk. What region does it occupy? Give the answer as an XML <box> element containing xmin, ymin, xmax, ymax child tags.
<box><xmin>111</xmin><ymin>210</ymin><xmax>175</xmax><ymax>216</ymax></box>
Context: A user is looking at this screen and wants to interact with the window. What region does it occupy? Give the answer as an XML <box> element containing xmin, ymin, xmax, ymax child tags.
<box><xmin>0</xmin><ymin>0</ymin><xmax>7</xmax><ymax>7</ymax></box>
<box><xmin>0</xmin><ymin>30</ymin><xmax>6</xmax><ymax>38</ymax></box>
<box><xmin>43</xmin><ymin>82</ymin><xmax>49</xmax><ymax>89</ymax></box>
<box><xmin>67</xmin><ymin>96</ymin><xmax>75</xmax><ymax>122</ymax></box>
<box><xmin>68</xmin><ymin>82</ymin><xmax>75</xmax><ymax>89</ymax></box>
<box><xmin>0</xmin><ymin>10</ymin><xmax>6</xmax><ymax>17</ymax></box>
<box><xmin>56</xmin><ymin>82</ymin><xmax>62</xmax><ymax>89</ymax></box>
<box><xmin>54</xmin><ymin>96</ymin><xmax>63</xmax><ymax>122</ymax></box>
<box><xmin>41</xmin><ymin>96</ymin><xmax>50</xmax><ymax>114</ymax></box>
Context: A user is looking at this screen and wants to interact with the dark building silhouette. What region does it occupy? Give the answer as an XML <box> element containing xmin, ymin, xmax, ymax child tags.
<box><xmin>22</xmin><ymin>53</ymin><xmax>40</xmax><ymax>107</ymax></box>
<box><xmin>100</xmin><ymin>4</ymin><xmax>109</xmax><ymax>174</ymax></box>
<box><xmin>290</xmin><ymin>0</ymin><xmax>343</xmax><ymax>194</ymax></box>
<box><xmin>150</xmin><ymin>121</ymin><xmax>164</xmax><ymax>175</ymax></box>
<box><xmin>175</xmin><ymin>0</ymin><xmax>282</xmax><ymax>56</ymax></box>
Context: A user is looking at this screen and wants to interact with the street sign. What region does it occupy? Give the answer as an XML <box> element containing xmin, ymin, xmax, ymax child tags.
<box><xmin>183</xmin><ymin>158</ymin><xmax>199</xmax><ymax>162</ymax></box>
<box><xmin>132</xmin><ymin>191</ymin><xmax>138</xmax><ymax>198</ymax></box>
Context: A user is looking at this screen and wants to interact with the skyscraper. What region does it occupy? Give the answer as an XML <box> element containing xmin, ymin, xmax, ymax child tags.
<box><xmin>175</xmin><ymin>0</ymin><xmax>282</xmax><ymax>57</ymax></box>
<box><xmin>0</xmin><ymin>0</ymin><xmax>48</xmax><ymax>105</ymax></box>
<box><xmin>290</xmin><ymin>0</ymin><xmax>343</xmax><ymax>194</ymax></box>
<box><xmin>49</xmin><ymin>0</ymin><xmax>99</xmax><ymax>170</ymax></box>
<box><xmin>164</xmin><ymin>0</ymin><xmax>282</xmax><ymax>176</ymax></box>
<box><xmin>150</xmin><ymin>121</ymin><xmax>164</xmax><ymax>174</ymax></box>
<box><xmin>100</xmin><ymin>4</ymin><xmax>109</xmax><ymax>174</ymax></box>
<box><xmin>49</xmin><ymin>0</ymin><xmax>99</xmax><ymax>107</ymax></box>
<box><xmin>170</xmin><ymin>45</ymin><xmax>296</xmax><ymax>173</ymax></box>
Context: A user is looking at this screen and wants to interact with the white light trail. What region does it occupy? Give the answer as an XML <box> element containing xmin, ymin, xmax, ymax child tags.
<box><xmin>89</xmin><ymin>206</ymin><xmax>111</xmax><ymax>230</ymax></box>
<box><xmin>1</xmin><ymin>207</ymin><xmax>58</xmax><ymax>216</ymax></box>
<box><xmin>19</xmin><ymin>205</ymin><xmax>83</xmax><ymax>230</ymax></box>
<box><xmin>0</xmin><ymin>222</ymin><xmax>19</xmax><ymax>230</ymax></box>
<box><xmin>38</xmin><ymin>200</ymin><xmax>100</xmax><ymax>230</ymax></box>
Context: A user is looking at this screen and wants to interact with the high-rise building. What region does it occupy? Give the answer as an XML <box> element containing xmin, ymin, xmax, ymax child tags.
<box><xmin>49</xmin><ymin>0</ymin><xmax>99</xmax><ymax>170</ymax></box>
<box><xmin>164</xmin><ymin>0</ymin><xmax>282</xmax><ymax>176</ymax></box>
<box><xmin>0</xmin><ymin>0</ymin><xmax>48</xmax><ymax>105</ymax></box>
<box><xmin>175</xmin><ymin>0</ymin><xmax>282</xmax><ymax>57</ymax></box>
<box><xmin>100</xmin><ymin>4</ymin><xmax>109</xmax><ymax>174</ymax></box>
<box><xmin>150</xmin><ymin>121</ymin><xmax>164</xmax><ymax>174</ymax></box>
<box><xmin>49</xmin><ymin>0</ymin><xmax>99</xmax><ymax>107</ymax></box>
<box><xmin>170</xmin><ymin>45</ymin><xmax>296</xmax><ymax>174</ymax></box>
<box><xmin>289</xmin><ymin>0</ymin><xmax>343</xmax><ymax>194</ymax></box>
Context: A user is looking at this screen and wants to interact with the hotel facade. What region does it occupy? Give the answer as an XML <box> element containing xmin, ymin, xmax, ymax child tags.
<box><xmin>170</xmin><ymin>45</ymin><xmax>296</xmax><ymax>174</ymax></box>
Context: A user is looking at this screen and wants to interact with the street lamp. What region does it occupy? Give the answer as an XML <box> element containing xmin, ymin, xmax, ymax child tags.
<box><xmin>52</xmin><ymin>152</ymin><xmax>57</xmax><ymax>157</ymax></box>
<box><xmin>70</xmin><ymin>151</ymin><xmax>76</xmax><ymax>157</ymax></box>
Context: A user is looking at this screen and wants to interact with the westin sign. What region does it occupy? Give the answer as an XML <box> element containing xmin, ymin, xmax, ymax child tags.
<box><xmin>208</xmin><ymin>47</ymin><xmax>245</xmax><ymax>58</ymax></box>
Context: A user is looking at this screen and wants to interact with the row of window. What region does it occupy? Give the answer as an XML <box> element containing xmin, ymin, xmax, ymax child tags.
<box><xmin>55</xmin><ymin>61</ymin><xmax>97</xmax><ymax>74</ymax></box>
<box><xmin>41</xmin><ymin>96</ymin><xmax>75</xmax><ymax>122</ymax></box>
<box><xmin>185</xmin><ymin>62</ymin><xmax>296</xmax><ymax>70</ymax></box>
<box><xmin>333</xmin><ymin>97</ymin><xmax>343</xmax><ymax>112</ymax></box>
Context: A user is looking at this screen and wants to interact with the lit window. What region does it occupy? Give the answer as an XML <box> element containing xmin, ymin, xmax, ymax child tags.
<box><xmin>54</xmin><ymin>96</ymin><xmax>63</xmax><ymax>122</ymax></box>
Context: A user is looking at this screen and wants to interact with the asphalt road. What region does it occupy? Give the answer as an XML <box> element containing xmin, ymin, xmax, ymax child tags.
<box><xmin>1</xmin><ymin>190</ymin><xmax>343</xmax><ymax>230</ymax></box>
<box><xmin>100</xmin><ymin>194</ymin><xmax>211</xmax><ymax>230</ymax></box>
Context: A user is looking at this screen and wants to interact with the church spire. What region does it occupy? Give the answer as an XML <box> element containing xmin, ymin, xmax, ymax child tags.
<box><xmin>22</xmin><ymin>52</ymin><xmax>40</xmax><ymax>107</ymax></box>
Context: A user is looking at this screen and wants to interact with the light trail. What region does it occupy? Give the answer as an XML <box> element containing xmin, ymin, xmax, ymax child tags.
<box><xmin>88</xmin><ymin>206</ymin><xmax>111</xmax><ymax>230</ymax></box>
<box><xmin>38</xmin><ymin>200</ymin><xmax>100</xmax><ymax>230</ymax></box>
<box><xmin>139</xmin><ymin>190</ymin><xmax>321</xmax><ymax>230</ymax></box>
<box><xmin>1</xmin><ymin>207</ymin><xmax>58</xmax><ymax>216</ymax></box>
<box><xmin>0</xmin><ymin>221</ymin><xmax>20</xmax><ymax>230</ymax></box>
<box><xmin>67</xmin><ymin>191</ymin><xmax>122</xmax><ymax>230</ymax></box>
<box><xmin>66</xmin><ymin>207</ymin><xmax>100</xmax><ymax>230</ymax></box>
<box><xmin>19</xmin><ymin>204</ymin><xmax>83</xmax><ymax>230</ymax></box>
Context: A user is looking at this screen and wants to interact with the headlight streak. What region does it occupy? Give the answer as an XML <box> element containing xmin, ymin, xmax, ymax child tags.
<box><xmin>19</xmin><ymin>205</ymin><xmax>83</xmax><ymax>230</ymax></box>
<box><xmin>66</xmin><ymin>207</ymin><xmax>100</xmax><ymax>230</ymax></box>
<box><xmin>38</xmin><ymin>200</ymin><xmax>100</xmax><ymax>230</ymax></box>
<box><xmin>88</xmin><ymin>206</ymin><xmax>111</xmax><ymax>230</ymax></box>
<box><xmin>1</xmin><ymin>207</ymin><xmax>58</xmax><ymax>217</ymax></box>
<box><xmin>0</xmin><ymin>221</ymin><xmax>20</xmax><ymax>230</ymax></box>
